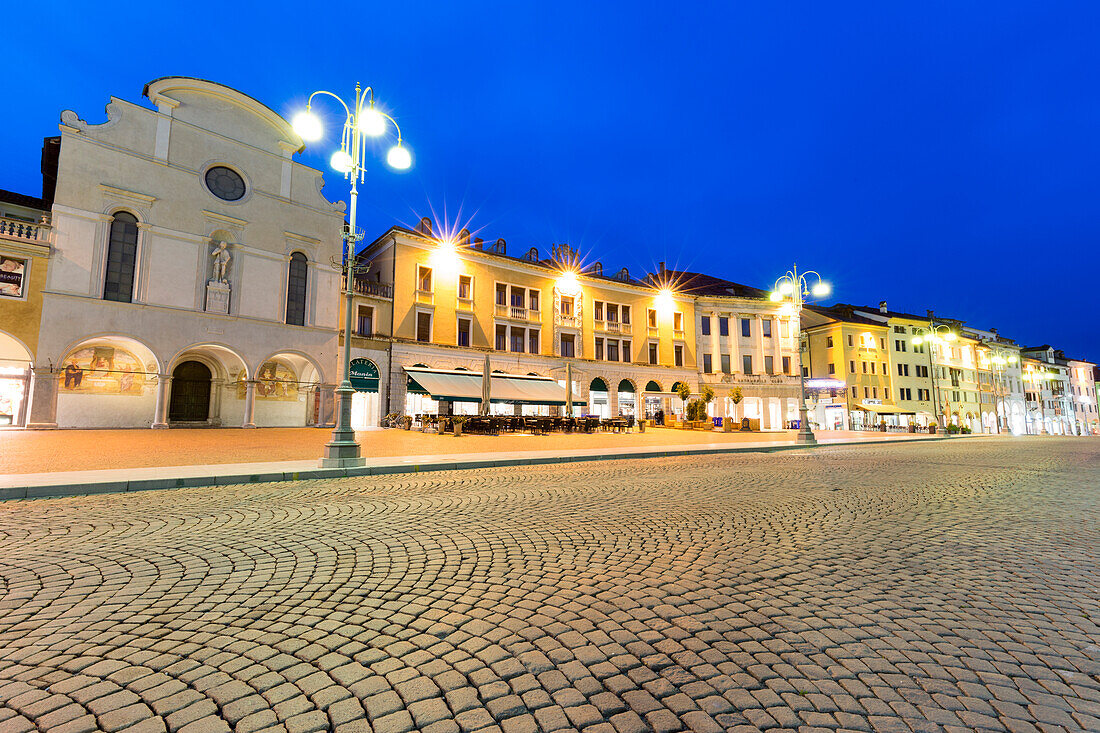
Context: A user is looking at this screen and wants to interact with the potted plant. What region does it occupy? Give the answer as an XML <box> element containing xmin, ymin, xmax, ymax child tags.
<box><xmin>452</xmin><ymin>416</ymin><xmax>468</xmax><ymax>437</ymax></box>
<box><xmin>946</xmin><ymin>423</ymin><xmax>960</xmax><ymax>434</ymax></box>
<box><xmin>402</xmin><ymin>415</ymin><xmax>413</xmax><ymax>431</ymax></box>
<box><xmin>700</xmin><ymin>385</ymin><xmax>715</xmax><ymax>429</ymax></box>
<box><xmin>724</xmin><ymin>387</ymin><xmax>743</xmax><ymax>432</ymax></box>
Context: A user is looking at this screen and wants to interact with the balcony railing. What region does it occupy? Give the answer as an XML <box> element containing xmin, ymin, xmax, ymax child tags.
<box><xmin>495</xmin><ymin>303</ymin><xmax>541</xmax><ymax>322</ymax></box>
<box><xmin>700</xmin><ymin>372</ymin><xmax>800</xmax><ymax>386</ymax></box>
<box><xmin>596</xmin><ymin>320</ymin><xmax>627</xmax><ymax>334</ymax></box>
<box><xmin>457</xmin><ymin>296</ymin><xmax>474</xmax><ymax>311</ymax></box>
<box><xmin>0</xmin><ymin>215</ymin><xmax>50</xmax><ymax>245</ymax></box>
<box><xmin>556</xmin><ymin>313</ymin><xmax>581</xmax><ymax>328</ymax></box>
<box><xmin>647</xmin><ymin>326</ymin><xmax>659</xmax><ymax>338</ymax></box>
<box><xmin>351</xmin><ymin>279</ymin><xmax>392</xmax><ymax>298</ymax></box>
<box><xmin>415</xmin><ymin>289</ymin><xmax>434</xmax><ymax>305</ymax></box>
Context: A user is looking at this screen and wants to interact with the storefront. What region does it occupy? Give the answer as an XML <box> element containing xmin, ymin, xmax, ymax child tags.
<box><xmin>588</xmin><ymin>377</ymin><xmax>610</xmax><ymax>418</ymax></box>
<box><xmin>0</xmin><ymin>361</ymin><xmax>30</xmax><ymax>426</ymax></box>
<box><xmin>857</xmin><ymin>401</ymin><xmax>916</xmax><ymax>429</ymax></box>
<box><xmin>349</xmin><ymin>357</ymin><xmax>381</xmax><ymax>430</ymax></box>
<box><xmin>642</xmin><ymin>381</ymin><xmax>664</xmax><ymax>419</ymax></box>
<box><xmin>616</xmin><ymin>379</ymin><xmax>636</xmax><ymax>417</ymax></box>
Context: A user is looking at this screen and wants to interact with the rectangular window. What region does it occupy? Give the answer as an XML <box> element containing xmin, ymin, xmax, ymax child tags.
<box><xmin>510</xmin><ymin>286</ymin><xmax>525</xmax><ymax>308</ymax></box>
<box><xmin>560</xmin><ymin>334</ymin><xmax>575</xmax><ymax>357</ymax></box>
<box><xmin>847</xmin><ymin>334</ymin><xmax>854</xmax><ymax>347</ymax></box>
<box><xmin>762</xmin><ymin>319</ymin><xmax>773</xmax><ymax>338</ymax></box>
<box><xmin>607</xmin><ymin>304</ymin><xmax>619</xmax><ymax>323</ymax></box>
<box><xmin>703</xmin><ymin>354</ymin><xmax>712</xmax><ymax>373</ymax></box>
<box><xmin>529</xmin><ymin>329</ymin><xmax>540</xmax><ymax>354</ymax></box>
<box><xmin>719</xmin><ymin>317</ymin><xmax>729</xmax><ymax>336</ymax></box>
<box><xmin>897</xmin><ymin>363</ymin><xmax>903</xmax><ymax>376</ymax></box>
<box><xmin>608</xmin><ymin>340</ymin><xmax>619</xmax><ymax>362</ymax></box>
<box><xmin>826</xmin><ymin>336</ymin><xmax>834</xmax><ymax>348</ymax></box>
<box><xmin>495</xmin><ymin>283</ymin><xmax>507</xmax><ymax>306</ymax></box>
<box><xmin>803</xmin><ymin>366</ymin><xmax>809</xmax><ymax>377</ymax></box>
<box><xmin>828</xmin><ymin>363</ymin><xmax>836</xmax><ymax>375</ymax></box>
<box><xmin>560</xmin><ymin>295</ymin><xmax>574</xmax><ymax>316</ymax></box>
<box><xmin>648</xmin><ymin>342</ymin><xmax>658</xmax><ymax>365</ymax></box>
<box><xmin>495</xmin><ymin>324</ymin><xmax>507</xmax><ymax>351</ymax></box>
<box><xmin>621</xmin><ymin>340</ymin><xmax>631</xmax><ymax>362</ymax></box>
<box><xmin>871</xmin><ymin>362</ymin><xmax>876</xmax><ymax>375</ymax></box>
<box><xmin>701</xmin><ymin>316</ymin><xmax>711</xmax><ymax>336</ymax></box>
<box><xmin>356</xmin><ymin>305</ymin><xmax>374</xmax><ymax>336</ymax></box>
<box><xmin>742</xmin><ymin>354</ymin><xmax>753</xmax><ymax>374</ymax></box>
<box><xmin>621</xmin><ymin>306</ymin><xmax>630</xmax><ymax>324</ymax></box>
<box><xmin>674</xmin><ymin>312</ymin><xmax>684</xmax><ymax>331</ymax></box>
<box><xmin>850</xmin><ymin>360</ymin><xmax>856</xmax><ymax>373</ymax></box>
<box><xmin>852</xmin><ymin>386</ymin><xmax>857</xmax><ymax>398</ymax></box>
<box><xmin>764</xmin><ymin>355</ymin><xmax>774</xmax><ymax>374</ymax></box>
<box><xmin>741</xmin><ymin>318</ymin><xmax>751</xmax><ymax>337</ymax></box>
<box><xmin>457</xmin><ymin>317</ymin><xmax>471</xmax><ymax>347</ymax></box>
<box><xmin>674</xmin><ymin>345</ymin><xmax>684</xmax><ymax>367</ymax></box>
<box><xmin>416</xmin><ymin>312</ymin><xmax>432</xmax><ymax>343</ymax></box>
<box><xmin>916</xmin><ymin>365</ymin><xmax>928</xmax><ymax>378</ymax></box>
<box><xmin>594</xmin><ymin>300</ymin><xmax>604</xmax><ymax>321</ymax></box>
<box><xmin>780</xmin><ymin>320</ymin><xmax>789</xmax><ymax>338</ymax></box>
<box><xmin>872</xmin><ymin>387</ymin><xmax>878</xmax><ymax>399</ymax></box>
<box><xmin>529</xmin><ymin>290</ymin><xmax>539</xmax><ymax>312</ymax></box>
<box><xmin>648</xmin><ymin>308</ymin><xmax>657</xmax><ymax>328</ymax></box>
<box><xmin>595</xmin><ymin>337</ymin><xmax>604</xmax><ymax>360</ymax></box>
<box><xmin>862</xmin><ymin>361</ymin><xmax>868</xmax><ymax>374</ymax></box>
<box><xmin>864</xmin><ymin>387</ymin><xmax>870</xmax><ymax>399</ymax></box>
<box><xmin>418</xmin><ymin>266</ymin><xmax>433</xmax><ymax>292</ymax></box>
<box><xmin>894</xmin><ymin>325</ymin><xmax>906</xmax><ymax>333</ymax></box>
<box><xmin>458</xmin><ymin>275</ymin><xmax>472</xmax><ymax>300</ymax></box>
<box><xmin>880</xmin><ymin>338</ymin><xmax>886</xmax><ymax>350</ymax></box>
<box><xmin>721</xmin><ymin>354</ymin><xmax>731</xmax><ymax>374</ymax></box>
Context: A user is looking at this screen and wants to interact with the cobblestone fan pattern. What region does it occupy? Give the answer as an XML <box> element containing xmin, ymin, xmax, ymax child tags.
<box><xmin>0</xmin><ymin>438</ymin><xmax>1097</xmax><ymax>733</ymax></box>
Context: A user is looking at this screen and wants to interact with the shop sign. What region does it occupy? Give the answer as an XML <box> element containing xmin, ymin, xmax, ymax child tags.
<box><xmin>350</xmin><ymin>358</ymin><xmax>380</xmax><ymax>392</ymax></box>
<box><xmin>0</xmin><ymin>256</ymin><xmax>27</xmax><ymax>299</ymax></box>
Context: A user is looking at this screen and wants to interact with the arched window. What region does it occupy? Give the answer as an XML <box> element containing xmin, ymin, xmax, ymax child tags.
<box><xmin>103</xmin><ymin>211</ymin><xmax>138</xmax><ymax>302</ymax></box>
<box><xmin>285</xmin><ymin>252</ymin><xmax>308</xmax><ymax>326</ymax></box>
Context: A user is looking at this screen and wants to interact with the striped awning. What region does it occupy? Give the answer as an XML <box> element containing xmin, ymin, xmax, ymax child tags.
<box><xmin>405</xmin><ymin>367</ymin><xmax>584</xmax><ymax>405</ymax></box>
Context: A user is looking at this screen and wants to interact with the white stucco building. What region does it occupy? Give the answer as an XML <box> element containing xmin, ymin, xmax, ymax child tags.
<box><xmin>25</xmin><ymin>77</ymin><xmax>344</xmax><ymax>429</ymax></box>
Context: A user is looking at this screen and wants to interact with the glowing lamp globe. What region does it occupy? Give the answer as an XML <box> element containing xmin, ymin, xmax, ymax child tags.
<box><xmin>811</xmin><ymin>282</ymin><xmax>831</xmax><ymax>297</ymax></box>
<box><xmin>944</xmin><ymin>332</ymin><xmax>957</xmax><ymax>341</ymax></box>
<box><xmin>292</xmin><ymin>111</ymin><xmax>323</xmax><ymax>142</ymax></box>
<box><xmin>357</xmin><ymin>107</ymin><xmax>386</xmax><ymax>137</ymax></box>
<box><xmin>778</xmin><ymin>281</ymin><xmax>793</xmax><ymax>295</ymax></box>
<box><xmin>330</xmin><ymin>150</ymin><xmax>354</xmax><ymax>173</ymax></box>
<box><xmin>769</xmin><ymin>291</ymin><xmax>782</xmax><ymax>302</ymax></box>
<box><xmin>387</xmin><ymin>145</ymin><xmax>412</xmax><ymax>170</ymax></box>
<box><xmin>912</xmin><ymin>336</ymin><xmax>923</xmax><ymax>346</ymax></box>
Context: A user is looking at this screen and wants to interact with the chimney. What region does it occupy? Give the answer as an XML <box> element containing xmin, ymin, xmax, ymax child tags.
<box><xmin>879</xmin><ymin>300</ymin><xmax>888</xmax><ymax>314</ymax></box>
<box><xmin>926</xmin><ymin>309</ymin><xmax>934</xmax><ymax>319</ymax></box>
<box><xmin>416</xmin><ymin>217</ymin><xmax>432</xmax><ymax>236</ymax></box>
<box><xmin>990</xmin><ymin>327</ymin><xmax>998</xmax><ymax>335</ymax></box>
<box><xmin>658</xmin><ymin>261</ymin><xmax>666</xmax><ymax>275</ymax></box>
<box><xmin>472</xmin><ymin>237</ymin><xmax>483</xmax><ymax>250</ymax></box>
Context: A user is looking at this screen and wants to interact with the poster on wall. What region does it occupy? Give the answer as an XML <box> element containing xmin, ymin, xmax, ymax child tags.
<box><xmin>0</xmin><ymin>257</ymin><xmax>27</xmax><ymax>298</ymax></box>
<box><xmin>59</xmin><ymin>347</ymin><xmax>150</xmax><ymax>394</ymax></box>
<box><xmin>236</xmin><ymin>361</ymin><xmax>299</xmax><ymax>401</ymax></box>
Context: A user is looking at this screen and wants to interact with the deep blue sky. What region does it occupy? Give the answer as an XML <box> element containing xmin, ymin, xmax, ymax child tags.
<box><xmin>7</xmin><ymin>2</ymin><xmax>1100</xmax><ymax>360</ymax></box>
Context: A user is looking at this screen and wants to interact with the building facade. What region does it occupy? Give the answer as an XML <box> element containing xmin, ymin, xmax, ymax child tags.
<box><xmin>24</xmin><ymin>77</ymin><xmax>344</xmax><ymax>429</ymax></box>
<box><xmin>1067</xmin><ymin>358</ymin><xmax>1099</xmax><ymax>435</ymax></box>
<box><xmin>0</xmin><ymin>181</ymin><xmax>54</xmax><ymax>427</ymax></box>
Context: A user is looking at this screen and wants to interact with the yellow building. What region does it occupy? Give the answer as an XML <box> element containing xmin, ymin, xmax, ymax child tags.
<box><xmin>0</xmin><ymin>180</ymin><xmax>55</xmax><ymax>426</ymax></box>
<box><xmin>346</xmin><ymin>218</ymin><xmax>700</xmax><ymax>424</ymax></box>
<box><xmin>801</xmin><ymin>306</ymin><xmax>895</xmax><ymax>430</ymax></box>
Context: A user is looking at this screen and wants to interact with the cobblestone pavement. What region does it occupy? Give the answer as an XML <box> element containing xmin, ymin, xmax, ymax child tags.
<box><xmin>0</xmin><ymin>437</ymin><xmax>1097</xmax><ymax>733</ymax></box>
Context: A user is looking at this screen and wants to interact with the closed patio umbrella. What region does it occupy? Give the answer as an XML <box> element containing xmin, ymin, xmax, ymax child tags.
<box><xmin>481</xmin><ymin>354</ymin><xmax>491</xmax><ymax>415</ymax></box>
<box><xmin>565</xmin><ymin>362</ymin><xmax>573</xmax><ymax>417</ymax></box>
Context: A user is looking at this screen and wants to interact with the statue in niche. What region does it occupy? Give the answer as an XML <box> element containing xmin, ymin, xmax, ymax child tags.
<box><xmin>211</xmin><ymin>240</ymin><xmax>232</xmax><ymax>284</ymax></box>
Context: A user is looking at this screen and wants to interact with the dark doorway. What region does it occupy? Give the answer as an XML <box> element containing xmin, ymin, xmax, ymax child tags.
<box><xmin>168</xmin><ymin>361</ymin><xmax>212</xmax><ymax>422</ymax></box>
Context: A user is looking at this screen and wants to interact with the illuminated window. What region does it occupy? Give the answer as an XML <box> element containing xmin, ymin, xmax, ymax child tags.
<box><xmin>286</xmin><ymin>253</ymin><xmax>308</xmax><ymax>326</ymax></box>
<box><xmin>417</xmin><ymin>265</ymin><xmax>432</xmax><ymax>292</ymax></box>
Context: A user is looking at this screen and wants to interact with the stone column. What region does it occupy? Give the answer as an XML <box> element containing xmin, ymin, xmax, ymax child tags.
<box><xmin>242</xmin><ymin>380</ymin><xmax>258</xmax><ymax>428</ymax></box>
<box><xmin>730</xmin><ymin>313</ymin><xmax>741</xmax><ymax>374</ymax></box>
<box><xmin>151</xmin><ymin>374</ymin><xmax>172</xmax><ymax>429</ymax></box>
<box><xmin>608</xmin><ymin>387</ymin><xmax>619</xmax><ymax>417</ymax></box>
<box><xmin>25</xmin><ymin>366</ymin><xmax>59</xmax><ymax>429</ymax></box>
<box><xmin>761</xmin><ymin>397</ymin><xmax>774</xmax><ymax>430</ymax></box>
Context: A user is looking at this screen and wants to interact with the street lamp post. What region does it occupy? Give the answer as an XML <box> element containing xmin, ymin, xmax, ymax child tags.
<box><xmin>911</xmin><ymin>324</ymin><xmax>956</xmax><ymax>429</ymax></box>
<box><xmin>770</xmin><ymin>264</ymin><xmax>830</xmax><ymax>444</ymax></box>
<box><xmin>292</xmin><ymin>84</ymin><xmax>412</xmax><ymax>468</ymax></box>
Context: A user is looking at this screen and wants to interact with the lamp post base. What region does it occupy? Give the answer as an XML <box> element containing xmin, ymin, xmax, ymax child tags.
<box><xmin>320</xmin><ymin>434</ymin><xmax>365</xmax><ymax>468</ymax></box>
<box><xmin>795</xmin><ymin>429</ymin><xmax>817</xmax><ymax>444</ymax></box>
<box><xmin>321</xmin><ymin>383</ymin><xmax>365</xmax><ymax>468</ymax></box>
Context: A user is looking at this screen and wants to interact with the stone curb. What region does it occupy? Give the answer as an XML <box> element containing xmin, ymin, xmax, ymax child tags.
<box><xmin>1</xmin><ymin>435</ymin><xmax>971</xmax><ymax>502</ymax></box>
